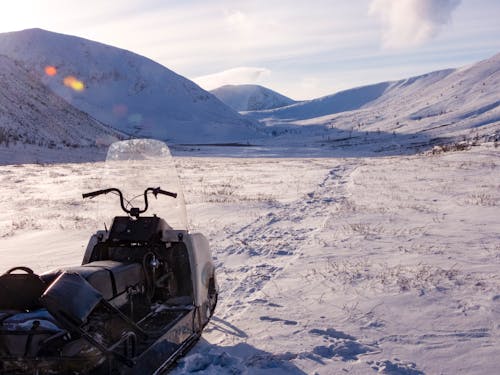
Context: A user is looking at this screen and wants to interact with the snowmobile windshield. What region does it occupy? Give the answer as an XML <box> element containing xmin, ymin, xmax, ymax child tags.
<box><xmin>92</xmin><ymin>139</ymin><xmax>188</xmax><ymax>230</ymax></box>
<box><xmin>0</xmin><ymin>139</ymin><xmax>187</xmax><ymax>274</ymax></box>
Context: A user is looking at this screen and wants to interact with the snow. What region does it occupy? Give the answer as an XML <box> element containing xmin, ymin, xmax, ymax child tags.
<box><xmin>0</xmin><ymin>29</ymin><xmax>262</xmax><ymax>143</ymax></box>
<box><xmin>175</xmin><ymin>144</ymin><xmax>500</xmax><ymax>374</ymax></box>
<box><xmin>211</xmin><ymin>84</ymin><xmax>297</xmax><ymax>112</ymax></box>
<box><xmin>0</xmin><ymin>143</ymin><xmax>498</xmax><ymax>374</ymax></box>
<box><xmin>0</xmin><ymin>55</ymin><xmax>122</xmax><ymax>149</ymax></box>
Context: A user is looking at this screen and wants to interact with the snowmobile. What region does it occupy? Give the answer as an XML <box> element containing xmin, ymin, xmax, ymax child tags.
<box><xmin>0</xmin><ymin>140</ymin><xmax>218</xmax><ymax>374</ymax></box>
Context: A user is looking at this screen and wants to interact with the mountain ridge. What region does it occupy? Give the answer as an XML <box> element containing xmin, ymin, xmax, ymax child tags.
<box><xmin>211</xmin><ymin>84</ymin><xmax>296</xmax><ymax>112</ymax></box>
<box><xmin>244</xmin><ymin>53</ymin><xmax>499</xmax><ymax>142</ymax></box>
<box><xmin>0</xmin><ymin>28</ymin><xmax>262</xmax><ymax>144</ymax></box>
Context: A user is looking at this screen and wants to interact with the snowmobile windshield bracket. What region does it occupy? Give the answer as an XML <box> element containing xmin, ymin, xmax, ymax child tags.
<box><xmin>82</xmin><ymin>187</ymin><xmax>177</xmax><ymax>218</ymax></box>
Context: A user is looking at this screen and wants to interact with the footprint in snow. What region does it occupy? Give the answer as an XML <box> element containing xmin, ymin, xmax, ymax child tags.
<box><xmin>309</xmin><ymin>328</ymin><xmax>356</xmax><ymax>340</ymax></box>
<box><xmin>312</xmin><ymin>340</ymin><xmax>372</xmax><ymax>361</ymax></box>
<box><xmin>368</xmin><ymin>359</ymin><xmax>424</xmax><ymax>374</ymax></box>
<box><xmin>309</xmin><ymin>328</ymin><xmax>375</xmax><ymax>362</ymax></box>
<box><xmin>260</xmin><ymin>316</ymin><xmax>298</xmax><ymax>325</ymax></box>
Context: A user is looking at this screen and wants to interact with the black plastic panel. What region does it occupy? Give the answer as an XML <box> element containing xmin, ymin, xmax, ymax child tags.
<box><xmin>109</xmin><ymin>216</ymin><xmax>164</xmax><ymax>243</ymax></box>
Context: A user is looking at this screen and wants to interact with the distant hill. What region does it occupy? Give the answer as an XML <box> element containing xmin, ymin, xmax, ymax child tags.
<box><xmin>362</xmin><ymin>53</ymin><xmax>500</xmax><ymax>136</ymax></box>
<box><xmin>0</xmin><ymin>28</ymin><xmax>261</xmax><ymax>144</ymax></box>
<box><xmin>246</xmin><ymin>53</ymin><xmax>500</xmax><ymax>141</ymax></box>
<box><xmin>0</xmin><ymin>54</ymin><xmax>122</xmax><ymax>148</ymax></box>
<box><xmin>211</xmin><ymin>84</ymin><xmax>296</xmax><ymax>111</ymax></box>
<box><xmin>245</xmin><ymin>79</ymin><xmax>427</xmax><ymax>122</ymax></box>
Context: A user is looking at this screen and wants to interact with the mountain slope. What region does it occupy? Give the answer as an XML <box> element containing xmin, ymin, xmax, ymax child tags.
<box><xmin>210</xmin><ymin>84</ymin><xmax>296</xmax><ymax>111</ymax></box>
<box><xmin>0</xmin><ymin>54</ymin><xmax>122</xmax><ymax>147</ymax></box>
<box><xmin>246</xmin><ymin>53</ymin><xmax>499</xmax><ymax>141</ymax></box>
<box><xmin>368</xmin><ymin>53</ymin><xmax>500</xmax><ymax>131</ymax></box>
<box><xmin>0</xmin><ymin>28</ymin><xmax>260</xmax><ymax>143</ymax></box>
<box><xmin>246</xmin><ymin>81</ymin><xmax>393</xmax><ymax>121</ymax></box>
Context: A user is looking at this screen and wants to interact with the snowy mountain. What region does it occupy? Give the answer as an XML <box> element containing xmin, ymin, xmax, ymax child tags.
<box><xmin>0</xmin><ymin>54</ymin><xmax>122</xmax><ymax>148</ymax></box>
<box><xmin>210</xmin><ymin>84</ymin><xmax>296</xmax><ymax>111</ymax></box>
<box><xmin>0</xmin><ymin>29</ymin><xmax>261</xmax><ymax>144</ymax></box>
<box><xmin>247</xmin><ymin>53</ymin><xmax>499</xmax><ymax>142</ymax></box>
<box><xmin>247</xmin><ymin>81</ymin><xmax>392</xmax><ymax>121</ymax></box>
<box><xmin>363</xmin><ymin>53</ymin><xmax>500</xmax><ymax>138</ymax></box>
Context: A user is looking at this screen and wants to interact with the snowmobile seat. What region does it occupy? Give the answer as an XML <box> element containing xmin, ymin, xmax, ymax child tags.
<box><xmin>40</xmin><ymin>261</ymin><xmax>144</xmax><ymax>302</ymax></box>
<box><xmin>41</xmin><ymin>265</ymin><xmax>114</xmax><ymax>300</ymax></box>
<box><xmin>84</xmin><ymin>261</ymin><xmax>144</xmax><ymax>298</ymax></box>
<box><xmin>0</xmin><ymin>267</ymin><xmax>46</xmax><ymax>311</ymax></box>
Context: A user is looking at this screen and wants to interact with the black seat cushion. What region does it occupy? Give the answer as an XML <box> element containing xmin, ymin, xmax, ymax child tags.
<box><xmin>41</xmin><ymin>266</ymin><xmax>114</xmax><ymax>300</ymax></box>
<box><xmin>85</xmin><ymin>261</ymin><xmax>144</xmax><ymax>296</ymax></box>
<box><xmin>41</xmin><ymin>261</ymin><xmax>144</xmax><ymax>301</ymax></box>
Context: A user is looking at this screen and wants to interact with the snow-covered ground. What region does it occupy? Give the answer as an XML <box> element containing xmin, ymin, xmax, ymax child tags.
<box><xmin>1</xmin><ymin>142</ymin><xmax>498</xmax><ymax>374</ymax></box>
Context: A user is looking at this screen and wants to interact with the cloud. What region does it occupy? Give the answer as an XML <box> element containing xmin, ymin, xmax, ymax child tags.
<box><xmin>369</xmin><ymin>0</ymin><xmax>461</xmax><ymax>48</ymax></box>
<box><xmin>224</xmin><ymin>9</ymin><xmax>252</xmax><ymax>30</ymax></box>
<box><xmin>193</xmin><ymin>67</ymin><xmax>271</xmax><ymax>90</ymax></box>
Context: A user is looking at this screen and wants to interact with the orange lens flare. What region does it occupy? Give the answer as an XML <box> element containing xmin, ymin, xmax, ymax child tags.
<box><xmin>44</xmin><ymin>66</ymin><xmax>57</xmax><ymax>76</ymax></box>
<box><xmin>63</xmin><ymin>76</ymin><xmax>85</xmax><ymax>91</ymax></box>
<box><xmin>113</xmin><ymin>104</ymin><xmax>128</xmax><ymax>117</ymax></box>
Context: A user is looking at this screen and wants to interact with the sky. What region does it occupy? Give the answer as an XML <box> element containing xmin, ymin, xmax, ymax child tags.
<box><xmin>0</xmin><ymin>0</ymin><xmax>499</xmax><ymax>100</ymax></box>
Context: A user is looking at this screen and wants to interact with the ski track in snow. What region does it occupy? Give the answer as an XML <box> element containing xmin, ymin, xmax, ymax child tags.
<box><xmin>172</xmin><ymin>158</ymin><xmax>372</xmax><ymax>375</ymax></box>
<box><xmin>218</xmin><ymin>162</ymin><xmax>355</xmax><ymax>319</ymax></box>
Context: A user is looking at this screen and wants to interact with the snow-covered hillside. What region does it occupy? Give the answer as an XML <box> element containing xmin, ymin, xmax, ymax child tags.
<box><xmin>211</xmin><ymin>84</ymin><xmax>296</xmax><ymax>112</ymax></box>
<box><xmin>247</xmin><ymin>81</ymin><xmax>392</xmax><ymax>121</ymax></box>
<box><xmin>0</xmin><ymin>28</ymin><xmax>496</xmax><ymax>149</ymax></box>
<box><xmin>0</xmin><ymin>29</ymin><xmax>261</xmax><ymax>144</ymax></box>
<box><xmin>0</xmin><ymin>54</ymin><xmax>122</xmax><ymax>149</ymax></box>
<box><xmin>247</xmin><ymin>54</ymin><xmax>499</xmax><ymax>144</ymax></box>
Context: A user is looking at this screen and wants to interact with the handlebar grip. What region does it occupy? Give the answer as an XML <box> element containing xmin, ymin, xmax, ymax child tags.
<box><xmin>156</xmin><ymin>189</ymin><xmax>177</xmax><ymax>198</ymax></box>
<box><xmin>82</xmin><ymin>188</ymin><xmax>115</xmax><ymax>199</ymax></box>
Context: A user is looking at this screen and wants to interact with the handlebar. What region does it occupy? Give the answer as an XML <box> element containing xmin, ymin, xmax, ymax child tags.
<box><xmin>147</xmin><ymin>187</ymin><xmax>177</xmax><ymax>199</ymax></box>
<box><xmin>82</xmin><ymin>187</ymin><xmax>177</xmax><ymax>218</ymax></box>
<box><xmin>82</xmin><ymin>188</ymin><xmax>118</xmax><ymax>199</ymax></box>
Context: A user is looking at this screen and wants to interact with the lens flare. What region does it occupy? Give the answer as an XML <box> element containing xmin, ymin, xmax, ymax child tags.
<box><xmin>63</xmin><ymin>76</ymin><xmax>85</xmax><ymax>91</ymax></box>
<box><xmin>44</xmin><ymin>66</ymin><xmax>57</xmax><ymax>76</ymax></box>
<box><xmin>128</xmin><ymin>113</ymin><xmax>143</xmax><ymax>124</ymax></box>
<box><xmin>113</xmin><ymin>104</ymin><xmax>128</xmax><ymax>117</ymax></box>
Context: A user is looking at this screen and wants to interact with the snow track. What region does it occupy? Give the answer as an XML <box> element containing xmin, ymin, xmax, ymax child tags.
<box><xmin>218</xmin><ymin>162</ymin><xmax>356</xmax><ymax>321</ymax></box>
